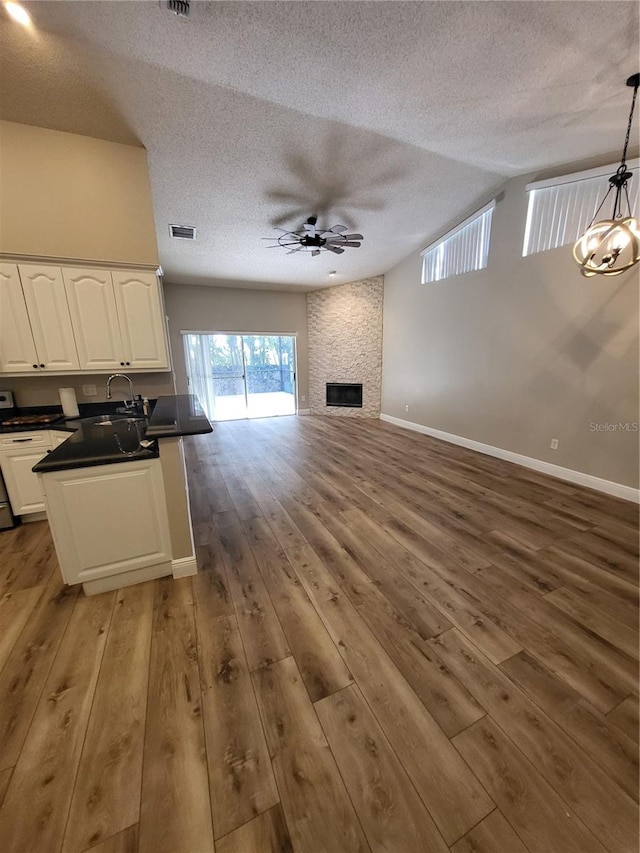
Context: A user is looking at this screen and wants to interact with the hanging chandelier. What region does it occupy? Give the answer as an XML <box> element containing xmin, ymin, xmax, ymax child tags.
<box><xmin>573</xmin><ymin>73</ymin><xmax>640</xmax><ymax>278</ymax></box>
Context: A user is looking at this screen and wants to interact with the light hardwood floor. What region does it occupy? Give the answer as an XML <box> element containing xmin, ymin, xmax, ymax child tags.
<box><xmin>0</xmin><ymin>414</ymin><xmax>638</xmax><ymax>852</ymax></box>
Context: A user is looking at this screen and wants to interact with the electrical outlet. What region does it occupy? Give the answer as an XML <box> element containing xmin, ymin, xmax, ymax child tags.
<box><xmin>301</xmin><ymin>395</ymin><xmax>306</xmax><ymax>402</ymax></box>
<box><xmin>82</xmin><ymin>384</ymin><xmax>97</xmax><ymax>397</ymax></box>
<box><xmin>550</xmin><ymin>438</ymin><xmax>559</xmax><ymax>450</ymax></box>
<box><xmin>405</xmin><ymin>404</ymin><xmax>409</xmax><ymax>412</ymax></box>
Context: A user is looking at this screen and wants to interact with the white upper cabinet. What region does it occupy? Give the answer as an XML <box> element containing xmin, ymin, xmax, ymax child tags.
<box><xmin>0</xmin><ymin>263</ymin><xmax>39</xmax><ymax>373</ymax></box>
<box><xmin>63</xmin><ymin>267</ymin><xmax>125</xmax><ymax>371</ymax></box>
<box><xmin>18</xmin><ymin>264</ymin><xmax>80</xmax><ymax>371</ymax></box>
<box><xmin>112</xmin><ymin>270</ymin><xmax>169</xmax><ymax>370</ymax></box>
<box><xmin>0</xmin><ymin>263</ymin><xmax>169</xmax><ymax>375</ymax></box>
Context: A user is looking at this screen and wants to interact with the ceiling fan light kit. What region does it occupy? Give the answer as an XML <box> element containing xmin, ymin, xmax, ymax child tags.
<box><xmin>573</xmin><ymin>73</ymin><xmax>640</xmax><ymax>278</ymax></box>
<box><xmin>264</xmin><ymin>216</ymin><xmax>364</xmax><ymax>257</ymax></box>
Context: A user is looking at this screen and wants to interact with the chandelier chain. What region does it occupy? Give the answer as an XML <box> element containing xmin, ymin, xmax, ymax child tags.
<box><xmin>621</xmin><ymin>79</ymin><xmax>638</xmax><ymax>167</ymax></box>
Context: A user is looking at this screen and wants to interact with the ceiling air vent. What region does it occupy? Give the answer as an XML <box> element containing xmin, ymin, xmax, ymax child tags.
<box><xmin>163</xmin><ymin>0</ymin><xmax>190</xmax><ymax>18</ymax></box>
<box><xmin>169</xmin><ymin>224</ymin><xmax>196</xmax><ymax>240</ymax></box>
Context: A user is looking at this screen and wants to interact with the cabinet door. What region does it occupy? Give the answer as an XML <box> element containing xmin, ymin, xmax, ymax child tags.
<box><xmin>0</xmin><ymin>447</ymin><xmax>51</xmax><ymax>515</ymax></box>
<box><xmin>0</xmin><ymin>263</ymin><xmax>39</xmax><ymax>373</ymax></box>
<box><xmin>63</xmin><ymin>267</ymin><xmax>125</xmax><ymax>371</ymax></box>
<box><xmin>41</xmin><ymin>458</ymin><xmax>172</xmax><ymax>584</ymax></box>
<box><xmin>18</xmin><ymin>264</ymin><xmax>80</xmax><ymax>371</ymax></box>
<box><xmin>112</xmin><ymin>271</ymin><xmax>169</xmax><ymax>370</ymax></box>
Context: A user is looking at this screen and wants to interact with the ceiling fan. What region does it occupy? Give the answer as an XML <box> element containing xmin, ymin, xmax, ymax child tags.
<box><xmin>263</xmin><ymin>216</ymin><xmax>364</xmax><ymax>256</ymax></box>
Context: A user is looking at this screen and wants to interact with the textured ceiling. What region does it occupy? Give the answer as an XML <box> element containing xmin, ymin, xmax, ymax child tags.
<box><xmin>1</xmin><ymin>1</ymin><xmax>638</xmax><ymax>289</ymax></box>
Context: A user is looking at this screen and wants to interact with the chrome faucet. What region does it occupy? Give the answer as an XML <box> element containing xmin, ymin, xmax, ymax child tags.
<box><xmin>105</xmin><ymin>373</ymin><xmax>136</xmax><ymax>410</ymax></box>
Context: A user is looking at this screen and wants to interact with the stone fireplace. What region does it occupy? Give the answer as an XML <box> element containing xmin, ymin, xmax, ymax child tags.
<box><xmin>307</xmin><ymin>276</ymin><xmax>383</xmax><ymax>417</ymax></box>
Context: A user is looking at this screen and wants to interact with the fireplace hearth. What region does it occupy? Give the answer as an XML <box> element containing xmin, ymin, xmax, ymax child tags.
<box><xmin>326</xmin><ymin>383</ymin><xmax>363</xmax><ymax>408</ymax></box>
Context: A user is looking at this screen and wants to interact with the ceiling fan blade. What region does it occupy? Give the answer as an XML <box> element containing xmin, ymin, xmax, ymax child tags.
<box><xmin>326</xmin><ymin>245</ymin><xmax>345</xmax><ymax>254</ymax></box>
<box><xmin>329</xmin><ymin>225</ymin><xmax>348</xmax><ymax>233</ymax></box>
<box><xmin>341</xmin><ymin>234</ymin><xmax>364</xmax><ymax>241</ymax></box>
<box><xmin>271</xmin><ymin>208</ymin><xmax>309</xmax><ymax>228</ymax></box>
<box><xmin>339</xmin><ymin>241</ymin><xmax>362</xmax><ymax>247</ymax></box>
<box><xmin>311</xmin><ymin>249</ymin><xmax>321</xmax><ymax>257</ymax></box>
<box><xmin>286</xmin><ymin>247</ymin><xmax>304</xmax><ymax>254</ymax></box>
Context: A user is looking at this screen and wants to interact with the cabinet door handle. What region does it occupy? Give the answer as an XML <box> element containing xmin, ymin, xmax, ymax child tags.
<box><xmin>12</xmin><ymin>438</ymin><xmax>33</xmax><ymax>443</ymax></box>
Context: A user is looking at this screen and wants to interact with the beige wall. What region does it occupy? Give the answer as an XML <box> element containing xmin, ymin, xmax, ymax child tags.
<box><xmin>163</xmin><ymin>282</ymin><xmax>309</xmax><ymax>405</ymax></box>
<box><xmin>7</xmin><ymin>372</ymin><xmax>175</xmax><ymax>409</ymax></box>
<box><xmin>307</xmin><ymin>276</ymin><xmax>384</xmax><ymax>417</ymax></box>
<box><xmin>0</xmin><ymin>121</ymin><xmax>158</xmax><ymax>265</ymax></box>
<box><xmin>382</xmin><ymin>173</ymin><xmax>639</xmax><ymax>488</ymax></box>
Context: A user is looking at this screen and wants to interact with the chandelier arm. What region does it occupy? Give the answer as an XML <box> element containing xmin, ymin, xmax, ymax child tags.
<box><xmin>587</xmin><ymin>183</ymin><xmax>614</xmax><ymax>228</ymax></box>
<box><xmin>613</xmin><ymin>183</ymin><xmax>623</xmax><ymax>220</ymax></box>
<box><xmin>623</xmin><ymin>182</ymin><xmax>633</xmax><ymax>218</ymax></box>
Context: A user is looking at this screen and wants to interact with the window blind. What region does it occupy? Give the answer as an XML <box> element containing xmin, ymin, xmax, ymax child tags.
<box><xmin>421</xmin><ymin>201</ymin><xmax>495</xmax><ymax>284</ymax></box>
<box><xmin>522</xmin><ymin>160</ymin><xmax>639</xmax><ymax>257</ymax></box>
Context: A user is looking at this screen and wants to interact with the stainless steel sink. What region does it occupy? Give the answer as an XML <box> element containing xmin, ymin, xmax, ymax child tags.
<box><xmin>81</xmin><ymin>415</ymin><xmax>146</xmax><ymax>426</ymax></box>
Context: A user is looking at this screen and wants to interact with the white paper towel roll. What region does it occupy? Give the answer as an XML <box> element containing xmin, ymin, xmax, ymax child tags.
<box><xmin>59</xmin><ymin>387</ymin><xmax>79</xmax><ymax>419</ymax></box>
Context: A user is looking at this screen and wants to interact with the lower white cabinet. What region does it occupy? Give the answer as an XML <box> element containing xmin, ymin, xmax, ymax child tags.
<box><xmin>0</xmin><ymin>431</ymin><xmax>52</xmax><ymax>515</ymax></box>
<box><xmin>0</xmin><ymin>430</ymin><xmax>71</xmax><ymax>516</ymax></box>
<box><xmin>40</xmin><ymin>458</ymin><xmax>172</xmax><ymax>589</ymax></box>
<box><xmin>1</xmin><ymin>449</ymin><xmax>49</xmax><ymax>514</ymax></box>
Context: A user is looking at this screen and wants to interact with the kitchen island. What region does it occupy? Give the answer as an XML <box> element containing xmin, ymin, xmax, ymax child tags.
<box><xmin>34</xmin><ymin>395</ymin><xmax>212</xmax><ymax>595</ymax></box>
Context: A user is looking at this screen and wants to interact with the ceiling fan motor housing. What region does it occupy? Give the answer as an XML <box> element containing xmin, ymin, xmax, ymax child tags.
<box><xmin>302</xmin><ymin>234</ymin><xmax>326</xmax><ymax>247</ymax></box>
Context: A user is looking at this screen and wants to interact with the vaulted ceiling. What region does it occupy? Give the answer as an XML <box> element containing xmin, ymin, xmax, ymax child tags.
<box><xmin>1</xmin><ymin>1</ymin><xmax>638</xmax><ymax>289</ymax></box>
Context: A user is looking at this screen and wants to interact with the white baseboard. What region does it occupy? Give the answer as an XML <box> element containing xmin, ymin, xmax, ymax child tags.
<box><xmin>21</xmin><ymin>511</ymin><xmax>47</xmax><ymax>523</ymax></box>
<box><xmin>298</xmin><ymin>409</ymin><xmax>311</xmax><ymax>415</ymax></box>
<box><xmin>83</xmin><ymin>561</ymin><xmax>171</xmax><ymax>595</ymax></box>
<box><xmin>380</xmin><ymin>413</ymin><xmax>639</xmax><ymax>503</ymax></box>
<box><xmin>172</xmin><ymin>555</ymin><xmax>198</xmax><ymax>578</ymax></box>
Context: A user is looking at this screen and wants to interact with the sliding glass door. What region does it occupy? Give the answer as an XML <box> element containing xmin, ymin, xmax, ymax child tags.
<box><xmin>183</xmin><ymin>333</ymin><xmax>297</xmax><ymax>421</ymax></box>
<box><xmin>243</xmin><ymin>335</ymin><xmax>296</xmax><ymax>418</ymax></box>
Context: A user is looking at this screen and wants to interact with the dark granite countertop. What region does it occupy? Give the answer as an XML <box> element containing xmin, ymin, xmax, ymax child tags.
<box><xmin>144</xmin><ymin>394</ymin><xmax>213</xmax><ymax>439</ymax></box>
<box><xmin>30</xmin><ymin>395</ymin><xmax>211</xmax><ymax>473</ymax></box>
<box><xmin>0</xmin><ymin>401</ymin><xmax>144</xmax><ymax>434</ymax></box>
<box><xmin>32</xmin><ymin>418</ymin><xmax>158</xmax><ymax>473</ymax></box>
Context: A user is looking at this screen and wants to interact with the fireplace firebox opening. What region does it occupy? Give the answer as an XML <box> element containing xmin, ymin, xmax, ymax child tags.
<box><xmin>326</xmin><ymin>383</ymin><xmax>363</xmax><ymax>408</ymax></box>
